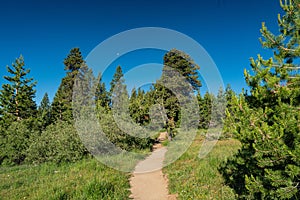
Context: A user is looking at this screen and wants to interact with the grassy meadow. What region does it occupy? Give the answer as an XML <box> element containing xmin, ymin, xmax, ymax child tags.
<box><xmin>0</xmin><ymin>130</ymin><xmax>241</xmax><ymax>200</ymax></box>
<box><xmin>164</xmin><ymin>131</ymin><xmax>241</xmax><ymax>199</ymax></box>
<box><xmin>0</xmin><ymin>158</ymin><xmax>130</xmax><ymax>200</ymax></box>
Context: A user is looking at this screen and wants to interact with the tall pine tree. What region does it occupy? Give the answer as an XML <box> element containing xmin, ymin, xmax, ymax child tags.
<box><xmin>109</xmin><ymin>65</ymin><xmax>124</xmax><ymax>105</ymax></box>
<box><xmin>221</xmin><ymin>1</ymin><xmax>300</xmax><ymax>198</ymax></box>
<box><xmin>37</xmin><ymin>93</ymin><xmax>51</xmax><ymax>130</ymax></box>
<box><xmin>0</xmin><ymin>56</ymin><xmax>37</xmax><ymax>165</ymax></box>
<box><xmin>51</xmin><ymin>48</ymin><xmax>85</xmax><ymax>122</ymax></box>
<box><xmin>95</xmin><ymin>73</ymin><xmax>110</xmax><ymax>110</ymax></box>
<box><xmin>98</xmin><ymin>66</ymin><xmax>153</xmax><ymax>150</ymax></box>
<box><xmin>0</xmin><ymin>56</ymin><xmax>37</xmax><ymax>123</ymax></box>
<box><xmin>153</xmin><ymin>49</ymin><xmax>201</xmax><ymax>138</ymax></box>
<box><xmin>211</xmin><ymin>86</ymin><xmax>226</xmax><ymax>128</ymax></box>
<box><xmin>198</xmin><ymin>91</ymin><xmax>213</xmax><ymax>129</ymax></box>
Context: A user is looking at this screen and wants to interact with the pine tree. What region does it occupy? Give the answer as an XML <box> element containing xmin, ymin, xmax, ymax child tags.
<box><xmin>103</xmin><ymin>66</ymin><xmax>153</xmax><ymax>150</ymax></box>
<box><xmin>95</xmin><ymin>73</ymin><xmax>110</xmax><ymax>109</ymax></box>
<box><xmin>142</xmin><ymin>86</ymin><xmax>165</xmax><ymax>129</ymax></box>
<box><xmin>0</xmin><ymin>56</ymin><xmax>37</xmax><ymax>123</ymax></box>
<box><xmin>220</xmin><ymin>1</ymin><xmax>300</xmax><ymax>198</ymax></box>
<box><xmin>51</xmin><ymin>48</ymin><xmax>85</xmax><ymax>122</ymax></box>
<box><xmin>154</xmin><ymin>49</ymin><xmax>201</xmax><ymax>138</ymax></box>
<box><xmin>105</xmin><ymin>66</ymin><xmax>131</xmax><ymax>147</ymax></box>
<box><xmin>136</xmin><ymin>88</ymin><xmax>148</xmax><ymax>125</ymax></box>
<box><xmin>198</xmin><ymin>91</ymin><xmax>212</xmax><ymax>129</ymax></box>
<box><xmin>225</xmin><ymin>84</ymin><xmax>235</xmax><ymax>115</ymax></box>
<box><xmin>211</xmin><ymin>86</ymin><xmax>226</xmax><ymax>128</ymax></box>
<box><xmin>129</xmin><ymin>87</ymin><xmax>139</xmax><ymax>122</ymax></box>
<box><xmin>163</xmin><ymin>49</ymin><xmax>201</xmax><ymax>91</ymax></box>
<box><xmin>37</xmin><ymin>93</ymin><xmax>51</xmax><ymax>130</ymax></box>
<box><xmin>0</xmin><ymin>56</ymin><xmax>37</xmax><ymax>165</ymax></box>
<box><xmin>110</xmin><ymin>66</ymin><xmax>129</xmax><ymax>127</ymax></box>
<box><xmin>110</xmin><ymin>66</ymin><xmax>127</xmax><ymax>112</ymax></box>
<box><xmin>129</xmin><ymin>87</ymin><xmax>149</xmax><ymax>125</ymax></box>
<box><xmin>222</xmin><ymin>84</ymin><xmax>235</xmax><ymax>138</ymax></box>
<box><xmin>71</xmin><ymin>60</ymin><xmax>102</xmax><ymax>132</ymax></box>
<box><xmin>110</xmin><ymin>65</ymin><xmax>123</xmax><ymax>94</ymax></box>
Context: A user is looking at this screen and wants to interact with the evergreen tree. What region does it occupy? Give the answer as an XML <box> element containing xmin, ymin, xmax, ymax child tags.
<box><xmin>110</xmin><ymin>65</ymin><xmax>124</xmax><ymax>94</ymax></box>
<box><xmin>129</xmin><ymin>87</ymin><xmax>139</xmax><ymax>123</ymax></box>
<box><xmin>220</xmin><ymin>1</ymin><xmax>300</xmax><ymax>198</ymax></box>
<box><xmin>163</xmin><ymin>49</ymin><xmax>201</xmax><ymax>91</ymax></box>
<box><xmin>0</xmin><ymin>56</ymin><xmax>37</xmax><ymax>165</ymax></box>
<box><xmin>0</xmin><ymin>56</ymin><xmax>37</xmax><ymax>124</ymax></box>
<box><xmin>105</xmin><ymin>66</ymin><xmax>131</xmax><ymax>147</ymax></box>
<box><xmin>51</xmin><ymin>48</ymin><xmax>85</xmax><ymax>122</ymax></box>
<box><xmin>37</xmin><ymin>93</ymin><xmax>51</xmax><ymax>130</ymax></box>
<box><xmin>130</xmin><ymin>87</ymin><xmax>137</xmax><ymax>100</ymax></box>
<box><xmin>95</xmin><ymin>73</ymin><xmax>110</xmax><ymax>109</ymax></box>
<box><xmin>136</xmin><ymin>88</ymin><xmax>148</xmax><ymax>125</ymax></box>
<box><xmin>222</xmin><ymin>84</ymin><xmax>235</xmax><ymax>138</ymax></box>
<box><xmin>142</xmin><ymin>86</ymin><xmax>163</xmax><ymax>129</ymax></box>
<box><xmin>129</xmin><ymin>87</ymin><xmax>149</xmax><ymax>125</ymax></box>
<box><xmin>72</xmin><ymin>62</ymin><xmax>98</xmax><ymax>125</ymax></box>
<box><xmin>211</xmin><ymin>86</ymin><xmax>226</xmax><ymax>128</ymax></box>
<box><xmin>154</xmin><ymin>49</ymin><xmax>201</xmax><ymax>138</ymax></box>
<box><xmin>198</xmin><ymin>91</ymin><xmax>212</xmax><ymax>129</ymax></box>
<box><xmin>110</xmin><ymin>66</ymin><xmax>127</xmax><ymax>111</ymax></box>
<box><xmin>101</xmin><ymin>66</ymin><xmax>153</xmax><ymax>150</ymax></box>
<box><xmin>225</xmin><ymin>84</ymin><xmax>235</xmax><ymax>115</ymax></box>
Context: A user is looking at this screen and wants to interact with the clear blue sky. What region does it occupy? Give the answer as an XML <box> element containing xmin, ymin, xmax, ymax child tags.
<box><xmin>0</xmin><ymin>0</ymin><xmax>282</xmax><ymax>104</ymax></box>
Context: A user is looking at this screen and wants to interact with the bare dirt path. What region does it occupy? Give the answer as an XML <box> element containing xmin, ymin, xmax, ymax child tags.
<box><xmin>129</xmin><ymin>132</ymin><xmax>177</xmax><ymax>200</ymax></box>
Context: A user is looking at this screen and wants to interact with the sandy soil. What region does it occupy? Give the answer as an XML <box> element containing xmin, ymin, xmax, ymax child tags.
<box><xmin>129</xmin><ymin>133</ymin><xmax>177</xmax><ymax>200</ymax></box>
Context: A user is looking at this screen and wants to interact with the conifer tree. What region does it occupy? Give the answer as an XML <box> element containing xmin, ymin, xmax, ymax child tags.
<box><xmin>222</xmin><ymin>84</ymin><xmax>235</xmax><ymax>138</ymax></box>
<box><xmin>37</xmin><ymin>93</ymin><xmax>51</xmax><ymax>130</ymax></box>
<box><xmin>129</xmin><ymin>87</ymin><xmax>148</xmax><ymax>125</ymax></box>
<box><xmin>103</xmin><ymin>66</ymin><xmax>152</xmax><ymax>150</ymax></box>
<box><xmin>154</xmin><ymin>49</ymin><xmax>201</xmax><ymax>137</ymax></box>
<box><xmin>163</xmin><ymin>49</ymin><xmax>201</xmax><ymax>91</ymax></box>
<box><xmin>110</xmin><ymin>65</ymin><xmax>124</xmax><ymax>94</ymax></box>
<box><xmin>211</xmin><ymin>87</ymin><xmax>226</xmax><ymax>128</ymax></box>
<box><xmin>198</xmin><ymin>91</ymin><xmax>212</xmax><ymax>129</ymax></box>
<box><xmin>0</xmin><ymin>56</ymin><xmax>37</xmax><ymax>124</ymax></box>
<box><xmin>129</xmin><ymin>88</ymin><xmax>139</xmax><ymax>123</ymax></box>
<box><xmin>221</xmin><ymin>1</ymin><xmax>300</xmax><ymax>198</ymax></box>
<box><xmin>102</xmin><ymin>65</ymin><xmax>130</xmax><ymax>147</ymax></box>
<box><xmin>224</xmin><ymin>84</ymin><xmax>235</xmax><ymax>115</ymax></box>
<box><xmin>136</xmin><ymin>88</ymin><xmax>148</xmax><ymax>125</ymax></box>
<box><xmin>51</xmin><ymin>48</ymin><xmax>85</xmax><ymax>122</ymax></box>
<box><xmin>95</xmin><ymin>73</ymin><xmax>110</xmax><ymax>109</ymax></box>
<box><xmin>0</xmin><ymin>56</ymin><xmax>37</xmax><ymax>165</ymax></box>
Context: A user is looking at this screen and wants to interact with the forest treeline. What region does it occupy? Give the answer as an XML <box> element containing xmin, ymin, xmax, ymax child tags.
<box><xmin>0</xmin><ymin>0</ymin><xmax>299</xmax><ymax>198</ymax></box>
<box><xmin>0</xmin><ymin>47</ymin><xmax>232</xmax><ymax>166</ymax></box>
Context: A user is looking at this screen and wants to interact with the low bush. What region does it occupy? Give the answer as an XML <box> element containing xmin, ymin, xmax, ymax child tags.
<box><xmin>26</xmin><ymin>121</ymin><xmax>88</xmax><ymax>164</ymax></box>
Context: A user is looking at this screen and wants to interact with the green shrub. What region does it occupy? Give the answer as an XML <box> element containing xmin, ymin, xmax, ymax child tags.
<box><xmin>99</xmin><ymin>111</ymin><xmax>154</xmax><ymax>151</ymax></box>
<box><xmin>26</xmin><ymin>121</ymin><xmax>88</xmax><ymax>164</ymax></box>
<box><xmin>0</xmin><ymin>120</ymin><xmax>35</xmax><ymax>165</ymax></box>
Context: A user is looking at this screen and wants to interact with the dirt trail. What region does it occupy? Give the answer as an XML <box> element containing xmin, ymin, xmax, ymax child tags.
<box><xmin>129</xmin><ymin>132</ymin><xmax>177</xmax><ymax>200</ymax></box>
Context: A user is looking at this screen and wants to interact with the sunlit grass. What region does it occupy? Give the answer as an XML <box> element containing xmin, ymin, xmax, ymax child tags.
<box><xmin>164</xmin><ymin>131</ymin><xmax>240</xmax><ymax>199</ymax></box>
<box><xmin>0</xmin><ymin>130</ymin><xmax>241</xmax><ymax>200</ymax></box>
<box><xmin>95</xmin><ymin>149</ymin><xmax>150</xmax><ymax>172</ymax></box>
<box><xmin>0</xmin><ymin>158</ymin><xmax>130</xmax><ymax>200</ymax></box>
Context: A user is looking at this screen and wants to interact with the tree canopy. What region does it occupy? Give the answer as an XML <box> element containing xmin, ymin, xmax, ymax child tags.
<box><xmin>221</xmin><ymin>0</ymin><xmax>300</xmax><ymax>198</ymax></box>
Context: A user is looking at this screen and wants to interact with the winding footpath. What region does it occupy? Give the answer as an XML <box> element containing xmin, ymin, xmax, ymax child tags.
<box><xmin>129</xmin><ymin>132</ymin><xmax>177</xmax><ymax>200</ymax></box>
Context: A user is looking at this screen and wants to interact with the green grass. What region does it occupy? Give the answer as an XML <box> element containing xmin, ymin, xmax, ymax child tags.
<box><xmin>0</xmin><ymin>131</ymin><xmax>240</xmax><ymax>200</ymax></box>
<box><xmin>0</xmin><ymin>158</ymin><xmax>130</xmax><ymax>200</ymax></box>
<box><xmin>96</xmin><ymin>149</ymin><xmax>150</xmax><ymax>172</ymax></box>
<box><xmin>164</xmin><ymin>131</ymin><xmax>241</xmax><ymax>199</ymax></box>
